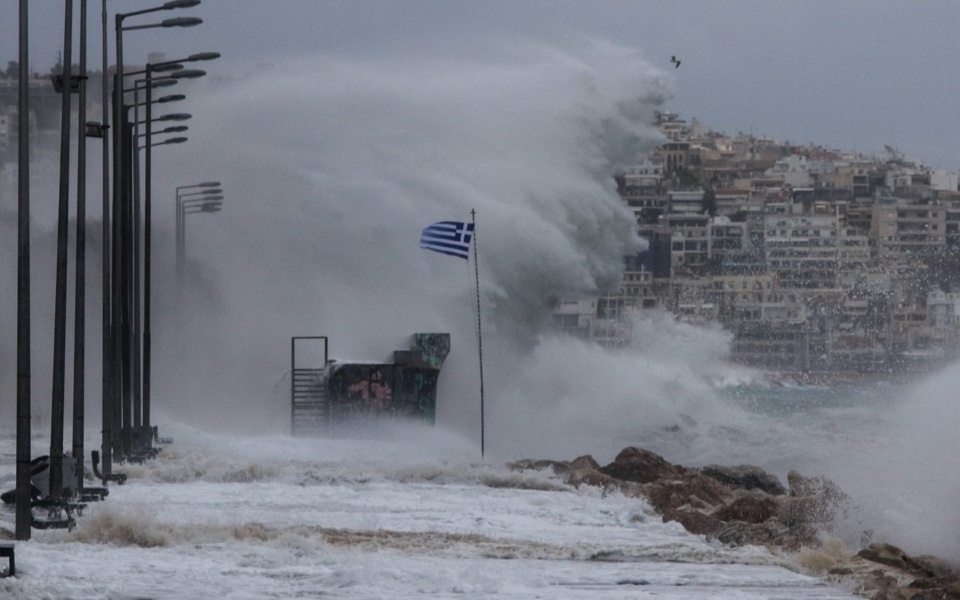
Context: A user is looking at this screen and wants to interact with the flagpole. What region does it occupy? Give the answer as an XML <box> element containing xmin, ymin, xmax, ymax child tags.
<box><xmin>470</xmin><ymin>209</ymin><xmax>485</xmax><ymax>459</ymax></box>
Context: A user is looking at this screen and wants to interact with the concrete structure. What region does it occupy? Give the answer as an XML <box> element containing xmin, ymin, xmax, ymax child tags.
<box><xmin>872</xmin><ymin>200</ymin><xmax>946</xmax><ymax>259</ymax></box>
<box><xmin>764</xmin><ymin>214</ymin><xmax>840</xmax><ymax>291</ymax></box>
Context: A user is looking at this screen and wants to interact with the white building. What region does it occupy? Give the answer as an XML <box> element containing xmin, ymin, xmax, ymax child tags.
<box><xmin>930</xmin><ymin>170</ymin><xmax>959</xmax><ymax>192</ymax></box>
<box><xmin>764</xmin><ymin>154</ymin><xmax>813</xmax><ymax>188</ymax></box>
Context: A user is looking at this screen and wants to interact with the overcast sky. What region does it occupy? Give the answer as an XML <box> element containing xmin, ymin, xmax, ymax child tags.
<box><xmin>2</xmin><ymin>1</ymin><xmax>960</xmax><ymax>169</ymax></box>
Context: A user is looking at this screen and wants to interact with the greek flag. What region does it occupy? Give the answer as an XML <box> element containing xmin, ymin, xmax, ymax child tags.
<box><xmin>420</xmin><ymin>221</ymin><xmax>474</xmax><ymax>260</ymax></box>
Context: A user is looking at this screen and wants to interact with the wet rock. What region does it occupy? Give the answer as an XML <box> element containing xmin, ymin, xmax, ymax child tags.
<box><xmin>569</xmin><ymin>455</ymin><xmax>600</xmax><ymax>471</ymax></box>
<box><xmin>641</xmin><ymin>474</ymin><xmax>731</xmax><ymax>514</ymax></box>
<box><xmin>599</xmin><ymin>447</ymin><xmax>677</xmax><ymax>484</ymax></box>
<box><xmin>907</xmin><ymin>584</ymin><xmax>960</xmax><ymax>600</ymax></box>
<box><xmin>535</xmin><ymin>446</ymin><xmax>960</xmax><ymax>600</ymax></box>
<box><xmin>661</xmin><ymin>508</ymin><xmax>722</xmax><ymax>536</ymax></box>
<box><xmin>712</xmin><ymin>496</ymin><xmax>779</xmax><ymax>524</ymax></box>
<box><xmin>868</xmin><ymin>573</ymin><xmax>909</xmax><ymax>600</ymax></box>
<box><xmin>699</xmin><ymin>464</ymin><xmax>786</xmax><ymax>495</ymax></box>
<box><xmin>858</xmin><ymin>543</ymin><xmax>936</xmax><ymax>578</ymax></box>
<box><xmin>713</xmin><ymin>520</ymin><xmax>787</xmax><ymax>546</ymax></box>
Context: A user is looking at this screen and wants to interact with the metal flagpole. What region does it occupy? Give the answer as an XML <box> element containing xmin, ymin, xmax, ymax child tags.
<box><xmin>470</xmin><ymin>209</ymin><xmax>485</xmax><ymax>459</ymax></box>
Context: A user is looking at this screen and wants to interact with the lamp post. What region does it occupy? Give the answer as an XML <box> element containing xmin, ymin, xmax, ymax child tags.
<box><xmin>175</xmin><ymin>183</ymin><xmax>221</xmax><ymax>278</ymax></box>
<box><xmin>125</xmin><ymin>79</ymin><xmax>192</xmax><ymax>453</ymax></box>
<box><xmin>16</xmin><ymin>0</ymin><xmax>32</xmax><ymax>541</ymax></box>
<box><xmin>135</xmin><ymin>132</ymin><xmax>187</xmax><ymax>444</ymax></box>
<box><xmin>139</xmin><ymin>64</ymin><xmax>209</xmax><ymax>439</ymax></box>
<box><xmin>117</xmin><ymin>103</ymin><xmax>190</xmax><ymax>458</ymax></box>
<box><xmin>139</xmin><ymin>124</ymin><xmax>188</xmax><ymax>137</ymax></box>
<box><xmin>49</xmin><ymin>0</ymin><xmax>75</xmax><ymax>502</ymax></box>
<box><xmin>72</xmin><ymin>0</ymin><xmax>90</xmax><ymax>495</ymax></box>
<box><xmin>181</xmin><ymin>199</ymin><xmax>224</xmax><ymax>260</ymax></box>
<box><xmin>110</xmin><ymin>0</ymin><xmax>201</xmax><ymax>463</ymax></box>
<box><xmin>177</xmin><ymin>190</ymin><xmax>223</xmax><ymax>260</ymax></box>
<box><xmin>123</xmin><ymin>87</ymin><xmax>186</xmax><ymax>453</ymax></box>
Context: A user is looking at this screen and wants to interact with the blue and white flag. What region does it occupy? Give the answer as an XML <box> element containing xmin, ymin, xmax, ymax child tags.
<box><xmin>420</xmin><ymin>221</ymin><xmax>475</xmax><ymax>260</ymax></box>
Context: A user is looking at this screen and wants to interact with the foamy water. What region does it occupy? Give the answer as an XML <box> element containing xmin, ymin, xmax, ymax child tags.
<box><xmin>0</xmin><ymin>423</ymin><xmax>861</xmax><ymax>599</ymax></box>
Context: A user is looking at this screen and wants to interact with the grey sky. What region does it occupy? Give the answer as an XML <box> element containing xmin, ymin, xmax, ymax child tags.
<box><xmin>2</xmin><ymin>1</ymin><xmax>960</xmax><ymax>167</ymax></box>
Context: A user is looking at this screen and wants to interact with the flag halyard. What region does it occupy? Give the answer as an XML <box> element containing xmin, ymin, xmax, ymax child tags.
<box><xmin>420</xmin><ymin>221</ymin><xmax>475</xmax><ymax>260</ymax></box>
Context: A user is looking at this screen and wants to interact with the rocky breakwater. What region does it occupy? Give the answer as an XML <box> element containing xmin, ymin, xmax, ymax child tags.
<box><xmin>509</xmin><ymin>446</ymin><xmax>960</xmax><ymax>600</ymax></box>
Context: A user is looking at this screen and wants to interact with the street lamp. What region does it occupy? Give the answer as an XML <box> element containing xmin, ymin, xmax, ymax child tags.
<box><xmin>137</xmin><ymin>67</ymin><xmax>205</xmax><ymax>434</ymax></box>
<box><xmin>48</xmin><ymin>0</ymin><xmax>76</xmax><ymax>504</ymax></box>
<box><xmin>180</xmin><ymin>198</ymin><xmax>225</xmax><ymax>262</ymax></box>
<box><xmin>16</xmin><ymin>0</ymin><xmax>32</xmax><ymax>541</ymax></box>
<box><xmin>175</xmin><ymin>182</ymin><xmax>221</xmax><ymax>277</ymax></box>
<box><xmin>177</xmin><ymin>190</ymin><xmax>223</xmax><ymax>249</ymax></box>
<box><xmin>140</xmin><ymin>125</ymin><xmax>188</xmax><ymax>137</ymax></box>
<box><xmin>110</xmin><ymin>0</ymin><xmax>202</xmax><ymax>466</ymax></box>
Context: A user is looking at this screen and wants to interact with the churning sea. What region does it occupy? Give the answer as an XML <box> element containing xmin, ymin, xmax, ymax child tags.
<box><xmin>2</xmin><ymin>364</ymin><xmax>957</xmax><ymax>599</ymax></box>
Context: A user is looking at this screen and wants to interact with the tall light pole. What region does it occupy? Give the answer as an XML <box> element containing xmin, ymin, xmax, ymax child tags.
<box><xmin>123</xmin><ymin>79</ymin><xmax>190</xmax><ymax>454</ymax></box>
<box><xmin>16</xmin><ymin>0</ymin><xmax>33</xmax><ymax>541</ymax></box>
<box><xmin>180</xmin><ymin>197</ymin><xmax>225</xmax><ymax>261</ymax></box>
<box><xmin>49</xmin><ymin>0</ymin><xmax>75</xmax><ymax>502</ymax></box>
<box><xmin>110</xmin><ymin>0</ymin><xmax>201</xmax><ymax>463</ymax></box>
<box><xmin>118</xmin><ymin>106</ymin><xmax>190</xmax><ymax>457</ymax></box>
<box><xmin>140</xmin><ymin>63</ymin><xmax>210</xmax><ymax>440</ymax></box>
<box><xmin>175</xmin><ymin>182</ymin><xmax>221</xmax><ymax>278</ymax></box>
<box><xmin>177</xmin><ymin>190</ymin><xmax>223</xmax><ymax>262</ymax></box>
<box><xmin>99</xmin><ymin>0</ymin><xmax>113</xmax><ymax>483</ymax></box>
<box><xmin>72</xmin><ymin>0</ymin><xmax>90</xmax><ymax>495</ymax></box>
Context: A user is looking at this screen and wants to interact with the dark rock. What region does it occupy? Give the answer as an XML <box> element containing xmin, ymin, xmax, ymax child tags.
<box><xmin>700</xmin><ymin>464</ymin><xmax>786</xmax><ymax>495</ymax></box>
<box><xmin>909</xmin><ymin>585</ymin><xmax>960</xmax><ymax>600</ymax></box>
<box><xmin>570</xmin><ymin>455</ymin><xmax>600</xmax><ymax>471</ymax></box>
<box><xmin>713</xmin><ymin>521</ymin><xmax>786</xmax><ymax>546</ymax></box>
<box><xmin>869</xmin><ymin>574</ymin><xmax>908</xmax><ymax>600</ymax></box>
<box><xmin>641</xmin><ymin>474</ymin><xmax>731</xmax><ymax>514</ymax></box>
<box><xmin>599</xmin><ymin>447</ymin><xmax>677</xmax><ymax>484</ymax></box>
<box><xmin>912</xmin><ymin>556</ymin><xmax>960</xmax><ymax>580</ymax></box>
<box><xmin>858</xmin><ymin>543</ymin><xmax>927</xmax><ymax>575</ymax></box>
<box><xmin>661</xmin><ymin>508</ymin><xmax>722</xmax><ymax>536</ymax></box>
<box><xmin>712</xmin><ymin>496</ymin><xmax>779</xmax><ymax>524</ymax></box>
<box><xmin>910</xmin><ymin>591</ymin><xmax>960</xmax><ymax>600</ymax></box>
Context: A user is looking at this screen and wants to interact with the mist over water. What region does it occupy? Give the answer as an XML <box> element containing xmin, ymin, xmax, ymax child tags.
<box><xmin>154</xmin><ymin>41</ymin><xmax>679</xmax><ymax>437</ymax></box>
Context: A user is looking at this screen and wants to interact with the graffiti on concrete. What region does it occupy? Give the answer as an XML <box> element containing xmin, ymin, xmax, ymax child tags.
<box><xmin>411</xmin><ymin>333</ymin><xmax>450</xmax><ymax>370</ymax></box>
<box><xmin>326</xmin><ymin>333</ymin><xmax>449</xmax><ymax>424</ymax></box>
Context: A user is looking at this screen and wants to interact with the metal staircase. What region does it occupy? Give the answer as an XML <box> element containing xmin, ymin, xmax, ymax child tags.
<box><xmin>290</xmin><ymin>337</ymin><xmax>329</xmax><ymax>436</ymax></box>
<box><xmin>291</xmin><ymin>368</ymin><xmax>328</xmax><ymax>435</ymax></box>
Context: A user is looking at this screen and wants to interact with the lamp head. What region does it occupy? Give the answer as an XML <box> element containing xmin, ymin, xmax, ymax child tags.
<box><xmin>161</xmin><ymin>16</ymin><xmax>203</xmax><ymax>28</ymax></box>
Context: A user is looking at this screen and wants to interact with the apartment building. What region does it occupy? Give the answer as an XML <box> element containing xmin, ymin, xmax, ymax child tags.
<box><xmin>666</xmin><ymin>213</ymin><xmax>710</xmax><ymax>274</ymax></box>
<box><xmin>764</xmin><ymin>214</ymin><xmax>840</xmax><ymax>291</ymax></box>
<box><xmin>872</xmin><ymin>199</ymin><xmax>946</xmax><ymax>259</ymax></box>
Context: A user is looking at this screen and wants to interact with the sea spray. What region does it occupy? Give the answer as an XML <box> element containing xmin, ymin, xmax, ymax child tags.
<box><xmin>150</xmin><ymin>41</ymin><xmax>682</xmax><ymax>443</ymax></box>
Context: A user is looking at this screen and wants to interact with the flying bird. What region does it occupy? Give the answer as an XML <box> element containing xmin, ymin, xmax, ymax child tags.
<box><xmin>670</xmin><ymin>56</ymin><xmax>681</xmax><ymax>68</ymax></box>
